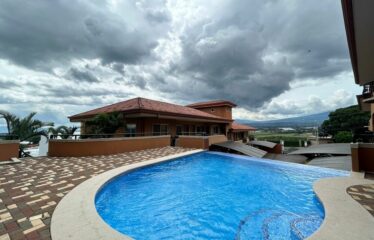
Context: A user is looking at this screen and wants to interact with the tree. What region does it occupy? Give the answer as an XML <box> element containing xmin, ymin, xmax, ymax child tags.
<box><xmin>334</xmin><ymin>131</ymin><xmax>353</xmax><ymax>143</ymax></box>
<box><xmin>85</xmin><ymin>112</ymin><xmax>124</xmax><ymax>135</ymax></box>
<box><xmin>321</xmin><ymin>105</ymin><xmax>370</xmax><ymax>141</ymax></box>
<box><xmin>1</xmin><ymin>111</ymin><xmax>53</xmax><ymax>157</ymax></box>
<box><xmin>10</xmin><ymin>112</ymin><xmax>53</xmax><ymax>143</ymax></box>
<box><xmin>0</xmin><ymin>110</ymin><xmax>16</xmax><ymax>135</ymax></box>
<box><xmin>48</xmin><ymin>126</ymin><xmax>78</xmax><ymax>139</ymax></box>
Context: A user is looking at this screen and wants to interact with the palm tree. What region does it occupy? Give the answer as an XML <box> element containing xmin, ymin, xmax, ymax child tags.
<box><xmin>0</xmin><ymin>110</ymin><xmax>16</xmax><ymax>135</ymax></box>
<box><xmin>11</xmin><ymin>112</ymin><xmax>52</xmax><ymax>142</ymax></box>
<box><xmin>1</xmin><ymin>112</ymin><xmax>53</xmax><ymax>157</ymax></box>
<box><xmin>86</xmin><ymin>112</ymin><xmax>124</xmax><ymax>135</ymax></box>
<box><xmin>48</xmin><ymin>125</ymin><xmax>78</xmax><ymax>139</ymax></box>
<box><xmin>59</xmin><ymin>126</ymin><xmax>78</xmax><ymax>139</ymax></box>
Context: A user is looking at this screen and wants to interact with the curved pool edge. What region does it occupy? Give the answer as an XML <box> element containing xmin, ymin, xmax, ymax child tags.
<box><xmin>50</xmin><ymin>149</ymin><xmax>204</xmax><ymax>240</ymax></box>
<box><xmin>51</xmin><ymin>150</ymin><xmax>374</xmax><ymax>240</ymax></box>
<box><xmin>307</xmin><ymin>174</ymin><xmax>374</xmax><ymax>240</ymax></box>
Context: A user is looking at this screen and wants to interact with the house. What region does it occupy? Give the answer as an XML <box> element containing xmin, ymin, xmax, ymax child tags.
<box><xmin>342</xmin><ymin>0</ymin><xmax>374</xmax><ymax>130</ymax></box>
<box><xmin>69</xmin><ymin>97</ymin><xmax>255</xmax><ymax>142</ymax></box>
<box><xmin>341</xmin><ymin>0</ymin><xmax>374</xmax><ymax>172</ymax></box>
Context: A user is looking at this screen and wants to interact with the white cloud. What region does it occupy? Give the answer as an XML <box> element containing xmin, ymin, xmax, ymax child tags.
<box><xmin>0</xmin><ymin>0</ymin><xmax>358</xmax><ymax>124</ymax></box>
<box><xmin>234</xmin><ymin>89</ymin><xmax>357</xmax><ymax>120</ymax></box>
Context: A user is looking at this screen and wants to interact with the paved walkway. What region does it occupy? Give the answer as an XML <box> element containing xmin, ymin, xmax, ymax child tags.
<box><xmin>0</xmin><ymin>147</ymin><xmax>192</xmax><ymax>240</ymax></box>
<box><xmin>347</xmin><ymin>184</ymin><xmax>374</xmax><ymax>216</ymax></box>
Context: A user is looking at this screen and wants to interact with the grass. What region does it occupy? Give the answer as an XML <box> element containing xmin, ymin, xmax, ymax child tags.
<box><xmin>253</xmin><ymin>131</ymin><xmax>314</xmax><ymax>147</ymax></box>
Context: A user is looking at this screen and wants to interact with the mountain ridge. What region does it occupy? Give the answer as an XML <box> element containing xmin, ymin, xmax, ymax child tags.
<box><xmin>236</xmin><ymin>112</ymin><xmax>330</xmax><ymax>128</ymax></box>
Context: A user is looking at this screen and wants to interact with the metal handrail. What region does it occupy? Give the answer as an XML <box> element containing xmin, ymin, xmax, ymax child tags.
<box><xmin>49</xmin><ymin>132</ymin><xmax>171</xmax><ymax>140</ymax></box>
<box><xmin>0</xmin><ymin>134</ymin><xmax>19</xmax><ymax>140</ymax></box>
<box><xmin>177</xmin><ymin>132</ymin><xmax>208</xmax><ymax>136</ymax></box>
<box><xmin>48</xmin><ymin>131</ymin><xmax>223</xmax><ymax>140</ymax></box>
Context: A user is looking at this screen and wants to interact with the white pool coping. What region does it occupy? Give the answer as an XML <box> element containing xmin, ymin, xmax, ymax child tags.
<box><xmin>51</xmin><ymin>151</ymin><xmax>374</xmax><ymax>240</ymax></box>
<box><xmin>308</xmin><ymin>173</ymin><xmax>374</xmax><ymax>240</ymax></box>
<box><xmin>50</xmin><ymin>149</ymin><xmax>204</xmax><ymax>240</ymax></box>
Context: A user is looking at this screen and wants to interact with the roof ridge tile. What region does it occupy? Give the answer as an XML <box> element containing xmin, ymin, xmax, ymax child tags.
<box><xmin>69</xmin><ymin>97</ymin><xmax>232</xmax><ymax>122</ymax></box>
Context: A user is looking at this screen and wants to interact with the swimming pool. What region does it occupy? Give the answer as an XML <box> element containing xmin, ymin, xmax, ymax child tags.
<box><xmin>95</xmin><ymin>152</ymin><xmax>348</xmax><ymax>240</ymax></box>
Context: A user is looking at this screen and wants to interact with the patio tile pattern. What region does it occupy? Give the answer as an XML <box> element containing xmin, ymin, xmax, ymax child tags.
<box><xmin>347</xmin><ymin>184</ymin><xmax>374</xmax><ymax>216</ymax></box>
<box><xmin>0</xmin><ymin>147</ymin><xmax>192</xmax><ymax>240</ymax></box>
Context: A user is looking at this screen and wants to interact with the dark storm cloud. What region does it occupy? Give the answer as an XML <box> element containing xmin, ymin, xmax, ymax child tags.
<box><xmin>46</xmin><ymin>85</ymin><xmax>119</xmax><ymax>99</ymax></box>
<box><xmin>145</xmin><ymin>9</ymin><xmax>170</xmax><ymax>24</ymax></box>
<box><xmin>0</xmin><ymin>0</ymin><xmax>352</xmax><ymax>117</ymax></box>
<box><xmin>110</xmin><ymin>63</ymin><xmax>126</xmax><ymax>75</ymax></box>
<box><xmin>155</xmin><ymin>0</ymin><xmax>350</xmax><ymax>109</ymax></box>
<box><xmin>0</xmin><ymin>78</ymin><xmax>20</xmax><ymax>89</ymax></box>
<box><xmin>265</xmin><ymin>1</ymin><xmax>351</xmax><ymax>80</ymax></box>
<box><xmin>114</xmin><ymin>75</ymin><xmax>148</xmax><ymax>89</ymax></box>
<box><xmin>0</xmin><ymin>0</ymin><xmax>170</xmax><ymax>71</ymax></box>
<box><xmin>65</xmin><ymin>67</ymin><xmax>99</xmax><ymax>83</ymax></box>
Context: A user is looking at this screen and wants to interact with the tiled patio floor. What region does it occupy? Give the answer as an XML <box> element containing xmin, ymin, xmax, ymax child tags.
<box><xmin>347</xmin><ymin>184</ymin><xmax>374</xmax><ymax>216</ymax></box>
<box><xmin>0</xmin><ymin>147</ymin><xmax>192</xmax><ymax>240</ymax></box>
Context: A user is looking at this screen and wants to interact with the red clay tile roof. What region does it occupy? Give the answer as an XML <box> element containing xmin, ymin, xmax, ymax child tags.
<box><xmin>230</xmin><ymin>122</ymin><xmax>256</xmax><ymax>131</ymax></box>
<box><xmin>69</xmin><ymin>97</ymin><xmax>231</xmax><ymax>122</ymax></box>
<box><xmin>186</xmin><ymin>100</ymin><xmax>237</xmax><ymax>108</ymax></box>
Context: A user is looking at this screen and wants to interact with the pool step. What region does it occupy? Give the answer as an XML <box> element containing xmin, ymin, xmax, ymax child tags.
<box><xmin>236</xmin><ymin>209</ymin><xmax>322</xmax><ymax>240</ymax></box>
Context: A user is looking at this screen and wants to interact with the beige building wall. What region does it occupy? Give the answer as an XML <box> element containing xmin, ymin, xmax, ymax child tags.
<box><xmin>191</xmin><ymin>106</ymin><xmax>233</xmax><ymax>120</ymax></box>
<box><xmin>48</xmin><ymin>136</ymin><xmax>171</xmax><ymax>157</ymax></box>
<box><xmin>176</xmin><ymin>135</ymin><xmax>227</xmax><ymax>149</ymax></box>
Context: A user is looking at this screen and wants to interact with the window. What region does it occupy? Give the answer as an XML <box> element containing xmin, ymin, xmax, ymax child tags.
<box><xmin>183</xmin><ymin>125</ymin><xmax>189</xmax><ymax>135</ymax></box>
<box><xmin>153</xmin><ymin>124</ymin><xmax>168</xmax><ymax>136</ymax></box>
<box><xmin>213</xmin><ymin>126</ymin><xmax>219</xmax><ymax>134</ymax></box>
<box><xmin>176</xmin><ymin>125</ymin><xmax>183</xmax><ymax>135</ymax></box>
<box><xmin>191</xmin><ymin>125</ymin><xmax>195</xmax><ymax>134</ymax></box>
<box><xmin>125</xmin><ymin>124</ymin><xmax>136</xmax><ymax>137</ymax></box>
<box><xmin>196</xmin><ymin>126</ymin><xmax>205</xmax><ymax>135</ymax></box>
<box><xmin>160</xmin><ymin>125</ymin><xmax>168</xmax><ymax>135</ymax></box>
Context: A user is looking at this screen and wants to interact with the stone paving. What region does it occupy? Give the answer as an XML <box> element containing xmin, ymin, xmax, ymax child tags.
<box><xmin>347</xmin><ymin>184</ymin><xmax>374</xmax><ymax>216</ymax></box>
<box><xmin>0</xmin><ymin>147</ymin><xmax>192</xmax><ymax>240</ymax></box>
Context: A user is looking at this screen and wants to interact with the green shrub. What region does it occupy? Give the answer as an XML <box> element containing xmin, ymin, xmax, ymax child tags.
<box><xmin>256</xmin><ymin>136</ymin><xmax>308</xmax><ymax>147</ymax></box>
<box><xmin>85</xmin><ymin>112</ymin><xmax>124</xmax><ymax>134</ymax></box>
<box><xmin>334</xmin><ymin>131</ymin><xmax>353</xmax><ymax>143</ymax></box>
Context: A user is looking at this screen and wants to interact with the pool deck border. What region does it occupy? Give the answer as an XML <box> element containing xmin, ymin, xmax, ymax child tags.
<box><xmin>308</xmin><ymin>173</ymin><xmax>374</xmax><ymax>240</ymax></box>
<box><xmin>51</xmin><ymin>150</ymin><xmax>374</xmax><ymax>240</ymax></box>
<box><xmin>50</xmin><ymin>149</ymin><xmax>204</xmax><ymax>240</ymax></box>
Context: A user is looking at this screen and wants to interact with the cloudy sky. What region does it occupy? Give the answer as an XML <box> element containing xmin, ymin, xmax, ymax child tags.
<box><xmin>0</xmin><ymin>0</ymin><xmax>360</xmax><ymax>126</ymax></box>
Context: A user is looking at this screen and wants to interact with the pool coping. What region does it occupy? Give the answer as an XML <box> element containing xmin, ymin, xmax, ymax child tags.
<box><xmin>308</xmin><ymin>173</ymin><xmax>374</xmax><ymax>240</ymax></box>
<box><xmin>51</xmin><ymin>150</ymin><xmax>374</xmax><ymax>240</ymax></box>
<box><xmin>50</xmin><ymin>149</ymin><xmax>204</xmax><ymax>240</ymax></box>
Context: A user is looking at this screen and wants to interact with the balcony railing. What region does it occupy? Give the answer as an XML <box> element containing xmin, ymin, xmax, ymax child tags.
<box><xmin>177</xmin><ymin>132</ymin><xmax>209</xmax><ymax>136</ymax></box>
<box><xmin>49</xmin><ymin>131</ymin><xmax>221</xmax><ymax>140</ymax></box>
<box><xmin>0</xmin><ymin>134</ymin><xmax>19</xmax><ymax>140</ymax></box>
<box><xmin>49</xmin><ymin>132</ymin><xmax>170</xmax><ymax>140</ymax></box>
<box><xmin>362</xmin><ymin>82</ymin><xmax>374</xmax><ymax>102</ymax></box>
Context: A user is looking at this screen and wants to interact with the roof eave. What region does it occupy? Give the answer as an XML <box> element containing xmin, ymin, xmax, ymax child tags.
<box><xmin>187</xmin><ymin>101</ymin><xmax>237</xmax><ymax>108</ymax></box>
<box><xmin>342</xmin><ymin>0</ymin><xmax>360</xmax><ymax>85</ymax></box>
<box><xmin>69</xmin><ymin>109</ymin><xmax>231</xmax><ymax>123</ymax></box>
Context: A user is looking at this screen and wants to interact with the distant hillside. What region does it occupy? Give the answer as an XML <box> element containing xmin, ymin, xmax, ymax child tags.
<box><xmin>237</xmin><ymin>112</ymin><xmax>330</xmax><ymax>128</ymax></box>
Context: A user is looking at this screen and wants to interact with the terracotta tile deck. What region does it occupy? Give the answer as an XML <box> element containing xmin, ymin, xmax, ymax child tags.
<box><xmin>347</xmin><ymin>184</ymin><xmax>374</xmax><ymax>217</ymax></box>
<box><xmin>0</xmin><ymin>147</ymin><xmax>193</xmax><ymax>240</ymax></box>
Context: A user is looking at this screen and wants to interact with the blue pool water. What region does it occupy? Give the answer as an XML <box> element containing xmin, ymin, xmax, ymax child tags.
<box><xmin>95</xmin><ymin>152</ymin><xmax>348</xmax><ymax>240</ymax></box>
